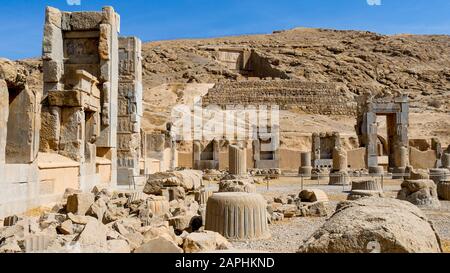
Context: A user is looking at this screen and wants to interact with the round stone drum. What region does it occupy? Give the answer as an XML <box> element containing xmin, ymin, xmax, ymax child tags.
<box><xmin>205</xmin><ymin>192</ymin><xmax>270</xmax><ymax>241</ymax></box>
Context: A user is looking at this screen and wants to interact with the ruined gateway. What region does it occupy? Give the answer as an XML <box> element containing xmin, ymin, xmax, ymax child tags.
<box><xmin>0</xmin><ymin>5</ymin><xmax>449</xmax><ymax>254</ymax></box>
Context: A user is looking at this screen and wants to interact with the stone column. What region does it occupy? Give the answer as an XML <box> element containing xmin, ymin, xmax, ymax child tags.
<box><xmin>0</xmin><ymin>80</ymin><xmax>7</xmax><ymax>165</ymax></box>
<box><xmin>193</xmin><ymin>141</ymin><xmax>201</xmax><ymax>170</ymax></box>
<box><xmin>229</xmin><ymin>145</ymin><xmax>247</xmax><ymax>176</ymax></box>
<box><xmin>329</xmin><ymin>147</ymin><xmax>349</xmax><ymax>185</ymax></box>
<box><xmin>205</xmin><ymin>192</ymin><xmax>270</xmax><ymax>241</ymax></box>
<box><xmin>299</xmin><ymin>152</ymin><xmax>312</xmax><ymax>178</ymax></box>
<box><xmin>443</xmin><ymin>153</ymin><xmax>450</xmax><ymax>169</ymax></box>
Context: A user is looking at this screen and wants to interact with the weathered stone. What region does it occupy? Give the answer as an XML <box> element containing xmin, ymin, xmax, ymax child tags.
<box><xmin>57</xmin><ymin>220</ymin><xmax>74</xmax><ymax>235</ymax></box>
<box><xmin>66</xmin><ymin>193</ymin><xmax>95</xmax><ymax>215</ymax></box>
<box><xmin>351</xmin><ymin>179</ymin><xmax>382</xmax><ymax>191</ymax></box>
<box><xmin>169</xmin><ymin>213</ymin><xmax>197</xmax><ymax>232</ymax></box>
<box><xmin>168</xmin><ymin>186</ymin><xmax>186</xmax><ymax>201</ymax></box>
<box><xmin>70</xmin><ymin>12</ymin><xmax>104</xmax><ymax>30</ymax></box>
<box><xmin>299</xmin><ymin>189</ymin><xmax>329</xmax><ymax>203</ymax></box>
<box><xmin>143</xmin><ymin>170</ymin><xmax>202</xmax><ymax>194</ymax></box>
<box><xmin>348</xmin><ymin>190</ymin><xmax>385</xmax><ymax>200</ymax></box>
<box><xmin>134</xmin><ymin>236</ymin><xmax>183</xmax><ymax>253</ymax></box>
<box><xmin>228</xmin><ymin>145</ymin><xmax>247</xmax><ymax>176</ymax></box>
<box><xmin>397</xmin><ymin>180</ymin><xmax>440</xmax><ymax>209</ymax></box>
<box><xmin>298</xmin><ymin>198</ymin><xmax>442</xmax><ymax>253</ymax></box>
<box><xmin>107</xmin><ymin>239</ymin><xmax>130</xmax><ymax>253</ymax></box>
<box><xmin>183</xmin><ymin>231</ymin><xmax>232</xmax><ymax>253</ymax></box>
<box><xmin>205</xmin><ymin>193</ymin><xmax>270</xmax><ymax>241</ymax></box>
<box><xmin>75</xmin><ymin>220</ymin><xmax>108</xmax><ymax>251</ymax></box>
<box><xmin>124</xmin><ymin>232</ymin><xmax>144</xmax><ymax>250</ymax></box>
<box><xmin>218</xmin><ymin>179</ymin><xmax>256</xmax><ymax>193</ymax></box>
<box><xmin>299</xmin><ymin>201</ymin><xmax>328</xmax><ymax>217</ymax></box>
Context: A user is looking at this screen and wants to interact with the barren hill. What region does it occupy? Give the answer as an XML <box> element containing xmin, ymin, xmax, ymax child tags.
<box><xmin>6</xmin><ymin>27</ymin><xmax>450</xmax><ymax>147</ymax></box>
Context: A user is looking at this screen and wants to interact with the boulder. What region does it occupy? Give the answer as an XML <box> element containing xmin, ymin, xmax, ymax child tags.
<box><xmin>57</xmin><ymin>220</ymin><xmax>74</xmax><ymax>235</ymax></box>
<box><xmin>143</xmin><ymin>170</ymin><xmax>202</xmax><ymax>195</ymax></box>
<box><xmin>298</xmin><ymin>197</ymin><xmax>442</xmax><ymax>253</ymax></box>
<box><xmin>183</xmin><ymin>231</ymin><xmax>232</xmax><ymax>253</ymax></box>
<box><xmin>397</xmin><ymin>180</ymin><xmax>440</xmax><ymax>208</ymax></box>
<box><xmin>107</xmin><ymin>240</ymin><xmax>130</xmax><ymax>253</ymax></box>
<box><xmin>298</xmin><ymin>201</ymin><xmax>329</xmax><ymax>217</ymax></box>
<box><xmin>75</xmin><ymin>220</ymin><xmax>108</xmax><ymax>252</ymax></box>
<box><xmin>66</xmin><ymin>193</ymin><xmax>95</xmax><ymax>215</ymax></box>
<box><xmin>134</xmin><ymin>236</ymin><xmax>183</xmax><ymax>253</ymax></box>
<box><xmin>218</xmin><ymin>179</ymin><xmax>256</xmax><ymax>193</ymax></box>
<box><xmin>299</xmin><ymin>189</ymin><xmax>329</xmax><ymax>203</ymax></box>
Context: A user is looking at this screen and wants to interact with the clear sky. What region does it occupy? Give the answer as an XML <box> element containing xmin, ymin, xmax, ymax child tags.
<box><xmin>0</xmin><ymin>0</ymin><xmax>449</xmax><ymax>60</ymax></box>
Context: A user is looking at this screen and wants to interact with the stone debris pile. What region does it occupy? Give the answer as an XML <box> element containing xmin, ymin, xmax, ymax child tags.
<box><xmin>0</xmin><ymin>183</ymin><xmax>232</xmax><ymax>253</ymax></box>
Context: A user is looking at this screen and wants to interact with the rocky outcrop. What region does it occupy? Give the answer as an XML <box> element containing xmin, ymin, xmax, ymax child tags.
<box><xmin>298</xmin><ymin>197</ymin><xmax>442</xmax><ymax>253</ymax></box>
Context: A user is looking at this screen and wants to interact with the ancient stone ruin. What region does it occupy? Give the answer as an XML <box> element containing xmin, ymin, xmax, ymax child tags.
<box><xmin>1</xmin><ymin>4</ymin><xmax>449</xmax><ymax>255</ymax></box>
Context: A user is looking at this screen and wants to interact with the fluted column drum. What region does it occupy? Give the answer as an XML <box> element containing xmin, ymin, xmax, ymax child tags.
<box><xmin>437</xmin><ymin>180</ymin><xmax>450</xmax><ymax>200</ymax></box>
<box><xmin>351</xmin><ymin>179</ymin><xmax>382</xmax><ymax>191</ymax></box>
<box><xmin>229</xmin><ymin>145</ymin><xmax>247</xmax><ymax>176</ymax></box>
<box><xmin>147</xmin><ymin>196</ymin><xmax>170</xmax><ymax>216</ymax></box>
<box><xmin>205</xmin><ymin>192</ymin><xmax>270</xmax><ymax>241</ymax></box>
<box><xmin>442</xmin><ymin>153</ymin><xmax>450</xmax><ymax>169</ymax></box>
<box><xmin>430</xmin><ymin>168</ymin><xmax>450</xmax><ymax>184</ymax></box>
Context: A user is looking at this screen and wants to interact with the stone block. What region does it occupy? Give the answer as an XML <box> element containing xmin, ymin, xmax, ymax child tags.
<box><xmin>70</xmin><ymin>12</ymin><xmax>103</xmax><ymax>30</ymax></box>
<box><xmin>66</xmin><ymin>193</ymin><xmax>95</xmax><ymax>215</ymax></box>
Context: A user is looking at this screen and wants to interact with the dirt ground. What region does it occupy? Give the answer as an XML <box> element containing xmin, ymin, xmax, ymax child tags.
<box><xmin>217</xmin><ymin>177</ymin><xmax>450</xmax><ymax>253</ymax></box>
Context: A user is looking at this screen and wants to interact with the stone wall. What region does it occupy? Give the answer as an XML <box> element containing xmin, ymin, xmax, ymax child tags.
<box><xmin>202</xmin><ymin>80</ymin><xmax>356</xmax><ymax>115</ymax></box>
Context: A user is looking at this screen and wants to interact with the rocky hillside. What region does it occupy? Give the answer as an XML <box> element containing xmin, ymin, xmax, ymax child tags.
<box><xmin>3</xmin><ymin>27</ymin><xmax>450</xmax><ymax>145</ymax></box>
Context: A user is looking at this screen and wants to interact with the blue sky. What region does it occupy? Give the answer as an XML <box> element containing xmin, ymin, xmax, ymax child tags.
<box><xmin>0</xmin><ymin>0</ymin><xmax>449</xmax><ymax>60</ymax></box>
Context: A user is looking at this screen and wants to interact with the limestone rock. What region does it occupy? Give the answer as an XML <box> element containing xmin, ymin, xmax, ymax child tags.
<box><xmin>298</xmin><ymin>197</ymin><xmax>442</xmax><ymax>253</ymax></box>
<box><xmin>397</xmin><ymin>180</ymin><xmax>440</xmax><ymax>209</ymax></box>
<box><xmin>183</xmin><ymin>231</ymin><xmax>232</xmax><ymax>253</ymax></box>
<box><xmin>66</xmin><ymin>193</ymin><xmax>95</xmax><ymax>215</ymax></box>
<box><xmin>299</xmin><ymin>189</ymin><xmax>329</xmax><ymax>203</ymax></box>
<box><xmin>134</xmin><ymin>236</ymin><xmax>183</xmax><ymax>253</ymax></box>
<box><xmin>75</xmin><ymin>220</ymin><xmax>108</xmax><ymax>252</ymax></box>
<box><xmin>57</xmin><ymin>220</ymin><xmax>74</xmax><ymax>235</ymax></box>
<box><xmin>348</xmin><ymin>190</ymin><xmax>385</xmax><ymax>201</ymax></box>
<box><xmin>143</xmin><ymin>170</ymin><xmax>202</xmax><ymax>195</ymax></box>
<box><xmin>107</xmin><ymin>240</ymin><xmax>130</xmax><ymax>253</ymax></box>
<box><xmin>218</xmin><ymin>179</ymin><xmax>256</xmax><ymax>193</ymax></box>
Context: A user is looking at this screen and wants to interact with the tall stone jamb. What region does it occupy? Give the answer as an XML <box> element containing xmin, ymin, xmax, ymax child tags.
<box><xmin>117</xmin><ymin>36</ymin><xmax>143</xmax><ymax>186</ymax></box>
<box><xmin>229</xmin><ymin>145</ymin><xmax>247</xmax><ymax>176</ymax></box>
<box><xmin>41</xmin><ymin>6</ymin><xmax>121</xmax><ymax>189</ymax></box>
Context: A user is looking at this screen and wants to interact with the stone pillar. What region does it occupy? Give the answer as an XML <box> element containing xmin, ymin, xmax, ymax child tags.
<box><xmin>193</xmin><ymin>141</ymin><xmax>201</xmax><ymax>170</ymax></box>
<box><xmin>117</xmin><ymin>36</ymin><xmax>143</xmax><ymax>186</ymax></box>
<box><xmin>299</xmin><ymin>152</ymin><xmax>312</xmax><ymax>178</ymax></box>
<box><xmin>0</xmin><ymin>80</ymin><xmax>7</xmax><ymax>166</ymax></box>
<box><xmin>229</xmin><ymin>145</ymin><xmax>247</xmax><ymax>176</ymax></box>
<box><xmin>392</xmin><ymin>145</ymin><xmax>409</xmax><ymax>179</ymax></box>
<box><xmin>329</xmin><ymin>147</ymin><xmax>349</xmax><ymax>185</ymax></box>
<box><xmin>205</xmin><ymin>193</ymin><xmax>270</xmax><ymax>241</ymax></box>
<box><xmin>442</xmin><ymin>153</ymin><xmax>450</xmax><ymax>169</ymax></box>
